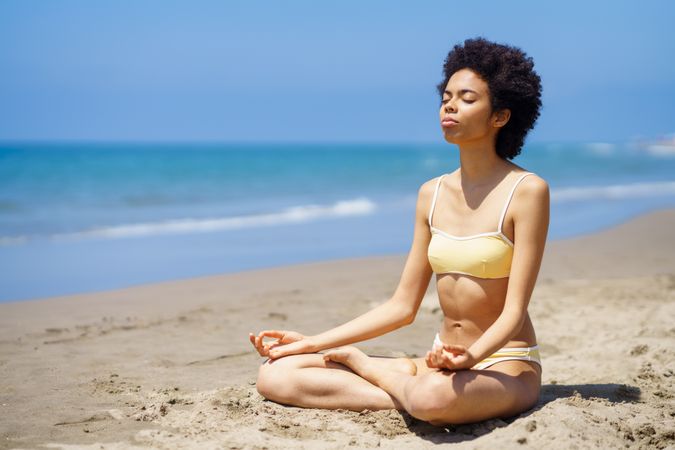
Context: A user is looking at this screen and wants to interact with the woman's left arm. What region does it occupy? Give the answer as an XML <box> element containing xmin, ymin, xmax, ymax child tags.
<box><xmin>463</xmin><ymin>175</ymin><xmax>550</xmax><ymax>365</ymax></box>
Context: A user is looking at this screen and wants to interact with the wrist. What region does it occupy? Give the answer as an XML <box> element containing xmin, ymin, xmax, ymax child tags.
<box><xmin>305</xmin><ymin>335</ymin><xmax>322</xmax><ymax>353</ymax></box>
<box><xmin>464</xmin><ymin>348</ymin><xmax>480</xmax><ymax>367</ymax></box>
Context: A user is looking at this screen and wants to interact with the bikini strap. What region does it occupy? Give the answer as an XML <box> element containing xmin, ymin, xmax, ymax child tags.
<box><xmin>497</xmin><ymin>172</ymin><xmax>535</xmax><ymax>233</ymax></box>
<box><xmin>428</xmin><ymin>174</ymin><xmax>446</xmax><ymax>228</ymax></box>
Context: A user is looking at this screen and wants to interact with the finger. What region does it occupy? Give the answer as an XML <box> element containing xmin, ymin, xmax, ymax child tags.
<box><xmin>269</xmin><ymin>341</ymin><xmax>303</xmax><ymax>359</ymax></box>
<box><xmin>443</xmin><ymin>344</ymin><xmax>466</xmax><ymax>355</ymax></box>
<box><xmin>250</xmin><ymin>332</ymin><xmax>263</xmax><ymax>346</ymax></box>
<box><xmin>249</xmin><ymin>333</ymin><xmax>263</xmax><ymax>355</ymax></box>
<box><xmin>428</xmin><ymin>351</ymin><xmax>440</xmax><ymax>368</ymax></box>
<box><xmin>437</xmin><ymin>347</ymin><xmax>450</xmax><ymax>367</ymax></box>
<box><xmin>258</xmin><ymin>330</ymin><xmax>286</xmax><ymax>340</ymax></box>
<box><xmin>250</xmin><ymin>335</ymin><xmax>267</xmax><ymax>356</ymax></box>
<box><xmin>440</xmin><ymin>351</ymin><xmax>454</xmax><ymax>367</ymax></box>
<box><xmin>431</xmin><ymin>348</ymin><xmax>443</xmax><ymax>367</ymax></box>
<box><xmin>256</xmin><ymin>335</ymin><xmax>270</xmax><ymax>356</ymax></box>
<box><xmin>259</xmin><ymin>335</ymin><xmax>273</xmax><ymax>352</ymax></box>
<box><xmin>428</xmin><ymin>348</ymin><xmax>437</xmax><ymax>365</ymax></box>
<box><xmin>268</xmin><ymin>341</ymin><xmax>282</xmax><ymax>351</ymax></box>
<box><xmin>268</xmin><ymin>344</ymin><xmax>289</xmax><ymax>359</ymax></box>
<box><xmin>249</xmin><ymin>333</ymin><xmax>263</xmax><ymax>352</ymax></box>
<box><xmin>444</xmin><ymin>351</ymin><xmax>464</xmax><ymax>369</ymax></box>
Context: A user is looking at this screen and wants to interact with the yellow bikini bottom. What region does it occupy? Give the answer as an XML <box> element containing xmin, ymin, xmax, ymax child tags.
<box><xmin>433</xmin><ymin>333</ymin><xmax>542</xmax><ymax>370</ymax></box>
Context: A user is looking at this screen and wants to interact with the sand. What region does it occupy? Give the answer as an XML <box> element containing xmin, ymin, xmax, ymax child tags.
<box><xmin>1</xmin><ymin>208</ymin><xmax>674</xmax><ymax>449</ymax></box>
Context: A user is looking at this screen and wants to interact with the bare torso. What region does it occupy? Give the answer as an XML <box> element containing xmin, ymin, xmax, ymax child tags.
<box><xmin>431</xmin><ymin>166</ymin><xmax>539</xmax><ymax>350</ymax></box>
<box><xmin>436</xmin><ymin>275</ymin><xmax>537</xmax><ymax>348</ymax></box>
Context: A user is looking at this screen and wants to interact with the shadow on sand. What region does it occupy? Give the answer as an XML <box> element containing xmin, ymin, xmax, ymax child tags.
<box><xmin>397</xmin><ymin>382</ymin><xmax>641</xmax><ymax>445</ymax></box>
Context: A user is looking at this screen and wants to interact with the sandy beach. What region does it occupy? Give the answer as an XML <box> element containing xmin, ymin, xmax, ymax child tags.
<box><xmin>1</xmin><ymin>208</ymin><xmax>674</xmax><ymax>450</ymax></box>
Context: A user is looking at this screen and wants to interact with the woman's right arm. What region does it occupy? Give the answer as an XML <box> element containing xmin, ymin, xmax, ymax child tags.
<box><xmin>251</xmin><ymin>179</ymin><xmax>436</xmax><ymax>359</ymax></box>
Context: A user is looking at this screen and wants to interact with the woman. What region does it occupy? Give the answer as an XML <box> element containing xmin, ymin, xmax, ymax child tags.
<box><xmin>249</xmin><ymin>37</ymin><xmax>549</xmax><ymax>426</ymax></box>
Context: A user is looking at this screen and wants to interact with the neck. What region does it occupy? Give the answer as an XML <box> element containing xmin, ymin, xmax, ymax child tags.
<box><xmin>456</xmin><ymin>139</ymin><xmax>509</xmax><ymax>185</ymax></box>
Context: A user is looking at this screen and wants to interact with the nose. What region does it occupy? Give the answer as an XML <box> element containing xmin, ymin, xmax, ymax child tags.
<box><xmin>444</xmin><ymin>98</ymin><xmax>457</xmax><ymax>113</ymax></box>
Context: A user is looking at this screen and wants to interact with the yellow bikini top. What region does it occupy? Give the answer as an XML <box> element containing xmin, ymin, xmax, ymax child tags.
<box><xmin>427</xmin><ymin>172</ymin><xmax>534</xmax><ymax>279</ymax></box>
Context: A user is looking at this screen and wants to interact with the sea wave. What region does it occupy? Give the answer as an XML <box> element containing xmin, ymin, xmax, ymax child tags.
<box><xmin>2</xmin><ymin>181</ymin><xmax>675</xmax><ymax>247</ymax></box>
<box><xmin>47</xmin><ymin>197</ymin><xmax>377</xmax><ymax>241</ymax></box>
<box><xmin>552</xmin><ymin>181</ymin><xmax>675</xmax><ymax>202</ymax></box>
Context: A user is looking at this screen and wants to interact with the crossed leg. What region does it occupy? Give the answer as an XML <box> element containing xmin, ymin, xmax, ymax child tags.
<box><xmin>256</xmin><ymin>353</ymin><xmax>417</xmax><ymax>411</ymax></box>
<box><xmin>323</xmin><ymin>346</ymin><xmax>542</xmax><ymax>425</ymax></box>
<box><xmin>256</xmin><ymin>347</ymin><xmax>541</xmax><ymax>425</ymax></box>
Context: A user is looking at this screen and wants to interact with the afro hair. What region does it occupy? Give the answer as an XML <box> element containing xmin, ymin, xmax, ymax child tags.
<box><xmin>436</xmin><ymin>37</ymin><xmax>543</xmax><ymax>160</ymax></box>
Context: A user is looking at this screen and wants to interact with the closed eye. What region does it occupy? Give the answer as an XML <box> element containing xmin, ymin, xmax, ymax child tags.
<box><xmin>442</xmin><ymin>99</ymin><xmax>475</xmax><ymax>104</ymax></box>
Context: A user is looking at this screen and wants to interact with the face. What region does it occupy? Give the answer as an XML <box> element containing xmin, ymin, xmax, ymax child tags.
<box><xmin>439</xmin><ymin>68</ymin><xmax>510</xmax><ymax>145</ymax></box>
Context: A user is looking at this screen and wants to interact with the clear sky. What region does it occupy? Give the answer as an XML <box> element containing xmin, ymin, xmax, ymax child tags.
<box><xmin>1</xmin><ymin>1</ymin><xmax>673</xmax><ymax>143</ymax></box>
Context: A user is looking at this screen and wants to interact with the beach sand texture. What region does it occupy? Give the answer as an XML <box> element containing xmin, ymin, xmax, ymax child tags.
<box><xmin>1</xmin><ymin>209</ymin><xmax>674</xmax><ymax>449</ymax></box>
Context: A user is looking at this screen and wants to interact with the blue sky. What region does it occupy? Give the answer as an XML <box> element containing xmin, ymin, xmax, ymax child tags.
<box><xmin>1</xmin><ymin>1</ymin><xmax>673</xmax><ymax>143</ymax></box>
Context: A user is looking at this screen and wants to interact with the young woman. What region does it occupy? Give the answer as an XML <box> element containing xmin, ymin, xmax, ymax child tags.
<box><xmin>249</xmin><ymin>37</ymin><xmax>549</xmax><ymax>426</ymax></box>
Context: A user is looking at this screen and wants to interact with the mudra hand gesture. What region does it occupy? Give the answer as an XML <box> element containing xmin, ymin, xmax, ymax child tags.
<box><xmin>425</xmin><ymin>342</ymin><xmax>477</xmax><ymax>371</ymax></box>
<box><xmin>249</xmin><ymin>330</ymin><xmax>315</xmax><ymax>360</ymax></box>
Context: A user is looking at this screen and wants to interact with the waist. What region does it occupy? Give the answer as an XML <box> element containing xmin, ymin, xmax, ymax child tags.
<box><xmin>433</xmin><ymin>333</ymin><xmax>539</xmax><ymax>353</ymax></box>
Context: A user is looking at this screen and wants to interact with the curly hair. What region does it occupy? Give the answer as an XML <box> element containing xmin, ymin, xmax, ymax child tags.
<box><xmin>436</xmin><ymin>37</ymin><xmax>543</xmax><ymax>160</ymax></box>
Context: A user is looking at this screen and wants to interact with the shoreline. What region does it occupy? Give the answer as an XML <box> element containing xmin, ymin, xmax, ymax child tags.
<box><xmin>4</xmin><ymin>205</ymin><xmax>675</xmax><ymax>306</ymax></box>
<box><xmin>1</xmin><ymin>207</ymin><xmax>674</xmax><ymax>449</ymax></box>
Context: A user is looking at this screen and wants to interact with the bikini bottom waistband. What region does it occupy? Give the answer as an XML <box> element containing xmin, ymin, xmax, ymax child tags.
<box><xmin>433</xmin><ymin>333</ymin><xmax>542</xmax><ymax>371</ymax></box>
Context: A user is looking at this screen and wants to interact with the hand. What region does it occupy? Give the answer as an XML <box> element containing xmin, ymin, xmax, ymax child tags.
<box><xmin>248</xmin><ymin>330</ymin><xmax>316</xmax><ymax>360</ymax></box>
<box><xmin>425</xmin><ymin>342</ymin><xmax>476</xmax><ymax>371</ymax></box>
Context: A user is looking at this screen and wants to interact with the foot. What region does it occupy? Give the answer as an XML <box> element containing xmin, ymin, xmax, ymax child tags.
<box><xmin>323</xmin><ymin>346</ymin><xmax>376</xmax><ymax>380</ymax></box>
<box><xmin>374</xmin><ymin>357</ymin><xmax>417</xmax><ymax>376</ymax></box>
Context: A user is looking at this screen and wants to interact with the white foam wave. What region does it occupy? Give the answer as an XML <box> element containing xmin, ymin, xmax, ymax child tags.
<box><xmin>552</xmin><ymin>181</ymin><xmax>675</xmax><ymax>202</ymax></box>
<box><xmin>585</xmin><ymin>142</ymin><xmax>615</xmax><ymax>155</ymax></box>
<box><xmin>646</xmin><ymin>144</ymin><xmax>675</xmax><ymax>157</ymax></box>
<box><xmin>50</xmin><ymin>197</ymin><xmax>377</xmax><ymax>241</ymax></box>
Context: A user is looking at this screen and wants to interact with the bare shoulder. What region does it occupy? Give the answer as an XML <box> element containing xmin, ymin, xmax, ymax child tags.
<box><xmin>418</xmin><ymin>176</ymin><xmax>439</xmax><ymax>197</ymax></box>
<box><xmin>512</xmin><ymin>172</ymin><xmax>550</xmax><ymax>215</ymax></box>
<box><xmin>418</xmin><ymin>169</ymin><xmax>458</xmax><ymax>198</ymax></box>
<box><xmin>518</xmin><ymin>172</ymin><xmax>550</xmax><ymax>198</ymax></box>
<box><xmin>414</xmin><ymin>174</ymin><xmax>450</xmax><ymax>226</ymax></box>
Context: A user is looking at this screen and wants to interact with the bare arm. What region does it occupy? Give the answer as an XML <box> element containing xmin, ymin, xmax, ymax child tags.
<box><xmin>465</xmin><ymin>175</ymin><xmax>550</xmax><ymax>364</ymax></box>
<box><xmin>252</xmin><ymin>179</ymin><xmax>436</xmax><ymax>359</ymax></box>
<box><xmin>308</xmin><ymin>181</ymin><xmax>436</xmax><ymax>351</ymax></box>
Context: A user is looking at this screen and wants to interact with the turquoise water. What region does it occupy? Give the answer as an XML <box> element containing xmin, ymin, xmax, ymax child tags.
<box><xmin>1</xmin><ymin>141</ymin><xmax>674</xmax><ymax>302</ymax></box>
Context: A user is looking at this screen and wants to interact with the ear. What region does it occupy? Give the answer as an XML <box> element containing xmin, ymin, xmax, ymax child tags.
<box><xmin>492</xmin><ymin>108</ymin><xmax>511</xmax><ymax>128</ymax></box>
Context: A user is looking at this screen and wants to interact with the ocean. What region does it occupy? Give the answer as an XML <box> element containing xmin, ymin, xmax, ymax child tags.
<box><xmin>1</xmin><ymin>141</ymin><xmax>674</xmax><ymax>303</ymax></box>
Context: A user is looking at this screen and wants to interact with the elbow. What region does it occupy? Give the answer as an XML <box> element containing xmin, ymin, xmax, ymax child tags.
<box><xmin>507</xmin><ymin>311</ymin><xmax>527</xmax><ymax>336</ymax></box>
<box><xmin>399</xmin><ymin>308</ymin><xmax>417</xmax><ymax>326</ymax></box>
<box><xmin>385</xmin><ymin>297</ymin><xmax>417</xmax><ymax>328</ymax></box>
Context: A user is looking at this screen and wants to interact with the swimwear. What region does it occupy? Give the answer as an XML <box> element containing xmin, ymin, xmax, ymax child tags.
<box><xmin>433</xmin><ymin>333</ymin><xmax>542</xmax><ymax>370</ymax></box>
<box><xmin>427</xmin><ymin>172</ymin><xmax>535</xmax><ymax>279</ymax></box>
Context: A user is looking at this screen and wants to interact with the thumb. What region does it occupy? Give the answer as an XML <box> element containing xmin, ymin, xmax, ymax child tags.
<box><xmin>268</xmin><ymin>341</ymin><xmax>301</xmax><ymax>359</ymax></box>
<box><xmin>443</xmin><ymin>344</ymin><xmax>467</xmax><ymax>355</ymax></box>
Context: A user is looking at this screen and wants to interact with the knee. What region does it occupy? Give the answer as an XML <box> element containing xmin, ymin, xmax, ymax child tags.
<box><xmin>255</xmin><ymin>357</ymin><xmax>297</xmax><ymax>402</ymax></box>
<box><xmin>406</xmin><ymin>375</ymin><xmax>459</xmax><ymax>425</ymax></box>
<box><xmin>256</xmin><ymin>359</ymin><xmax>280</xmax><ymax>400</ymax></box>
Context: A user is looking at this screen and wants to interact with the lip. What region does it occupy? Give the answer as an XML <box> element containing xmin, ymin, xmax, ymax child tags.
<box><xmin>441</xmin><ymin>117</ymin><xmax>459</xmax><ymax>128</ymax></box>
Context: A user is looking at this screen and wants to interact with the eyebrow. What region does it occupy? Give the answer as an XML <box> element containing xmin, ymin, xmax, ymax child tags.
<box><xmin>443</xmin><ymin>89</ymin><xmax>478</xmax><ymax>96</ymax></box>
